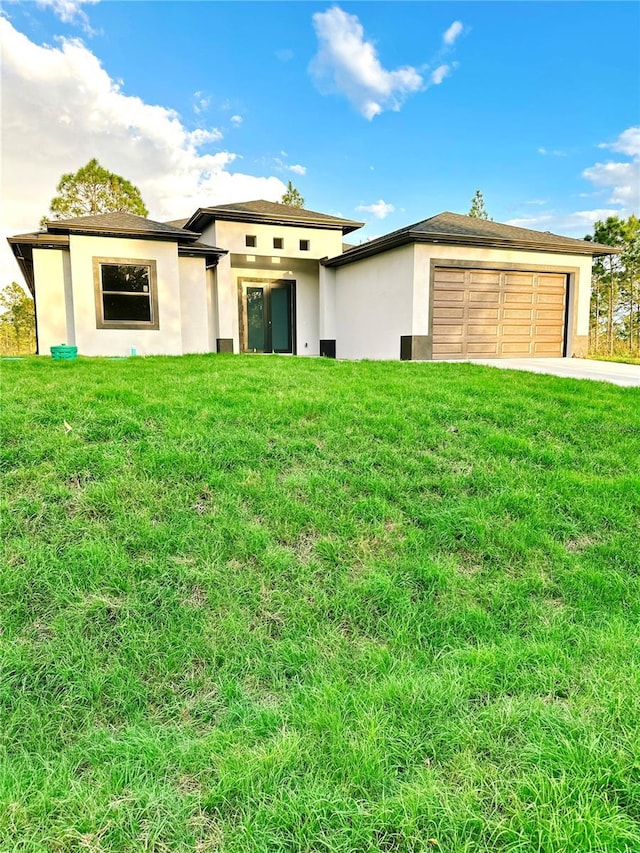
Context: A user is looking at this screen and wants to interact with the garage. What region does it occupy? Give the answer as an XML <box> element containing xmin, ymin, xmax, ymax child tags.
<box><xmin>431</xmin><ymin>267</ymin><xmax>567</xmax><ymax>359</ymax></box>
<box><xmin>320</xmin><ymin>211</ymin><xmax>616</xmax><ymax>361</ymax></box>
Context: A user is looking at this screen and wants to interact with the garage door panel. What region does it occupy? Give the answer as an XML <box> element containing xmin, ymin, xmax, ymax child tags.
<box><xmin>432</xmin><ymin>267</ymin><xmax>566</xmax><ymax>360</ymax></box>
<box><xmin>467</xmin><ymin>342</ymin><xmax>500</xmax><ymax>355</ymax></box>
<box><xmin>433</xmin><ymin>307</ymin><xmax>465</xmax><ymax>319</ymax></box>
<box><xmin>434</xmin><ymin>326</ymin><xmax>465</xmax><ymax>337</ymax></box>
<box><xmin>503</xmin><ymin>308</ymin><xmax>534</xmax><ymax>320</ymax></box>
<box><xmin>534</xmin><ymin>341</ymin><xmax>563</xmax><ymax>354</ymax></box>
<box><xmin>432</xmin><ymin>343</ymin><xmax>465</xmax><ymax>356</ymax></box>
<box><xmin>504</xmin><ymin>291</ymin><xmax>535</xmax><ymax>304</ymax></box>
<box><xmin>436</xmin><ymin>271</ymin><xmax>466</xmax><ymax>284</ymax></box>
<box><xmin>469</xmin><ymin>291</ymin><xmax>500</xmax><ymax>303</ymax></box>
<box><xmin>467</xmin><ymin>309</ymin><xmax>501</xmax><ymax>322</ymax></box>
<box><xmin>503</xmin><ymin>325</ymin><xmax>533</xmax><ymax>336</ymax></box>
<box><xmin>539</xmin><ymin>274</ymin><xmax>566</xmax><ymax>287</ymax></box>
<box><xmin>537</xmin><ymin>293</ymin><xmax>565</xmax><ymax>305</ymax></box>
<box><xmin>535</xmin><ymin>308</ymin><xmax>564</xmax><ymax>321</ymax></box>
<box><xmin>469</xmin><ymin>272</ymin><xmax>501</xmax><ymax>285</ymax></box>
<box><xmin>468</xmin><ymin>325</ymin><xmax>499</xmax><ymax>336</ymax></box>
<box><xmin>501</xmin><ymin>342</ymin><xmax>534</xmax><ymax>355</ymax></box>
<box><xmin>434</xmin><ymin>290</ymin><xmax>465</xmax><ymax>303</ymax></box>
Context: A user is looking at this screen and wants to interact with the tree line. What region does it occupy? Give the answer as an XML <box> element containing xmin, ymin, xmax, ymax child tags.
<box><xmin>586</xmin><ymin>215</ymin><xmax>640</xmax><ymax>356</ymax></box>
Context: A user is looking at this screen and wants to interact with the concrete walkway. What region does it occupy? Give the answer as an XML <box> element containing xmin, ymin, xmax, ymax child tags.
<box><xmin>463</xmin><ymin>357</ymin><xmax>640</xmax><ymax>387</ymax></box>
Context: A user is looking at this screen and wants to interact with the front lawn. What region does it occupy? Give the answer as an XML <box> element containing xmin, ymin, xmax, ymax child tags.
<box><xmin>2</xmin><ymin>355</ymin><xmax>639</xmax><ymax>852</ymax></box>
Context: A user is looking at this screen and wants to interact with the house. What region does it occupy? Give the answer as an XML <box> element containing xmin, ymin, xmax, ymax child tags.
<box><xmin>8</xmin><ymin>201</ymin><xmax>615</xmax><ymax>360</ymax></box>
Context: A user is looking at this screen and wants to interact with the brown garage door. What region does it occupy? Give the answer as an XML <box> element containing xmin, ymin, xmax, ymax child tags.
<box><xmin>432</xmin><ymin>268</ymin><xmax>567</xmax><ymax>359</ymax></box>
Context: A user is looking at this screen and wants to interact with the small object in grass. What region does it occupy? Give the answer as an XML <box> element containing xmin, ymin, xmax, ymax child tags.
<box><xmin>428</xmin><ymin>841</ymin><xmax>439</xmax><ymax>847</ymax></box>
<box><xmin>63</xmin><ymin>420</ymin><xmax>73</xmax><ymax>433</ymax></box>
<box><xmin>447</xmin><ymin>425</ymin><xmax>459</xmax><ymax>433</ymax></box>
<box><xmin>50</xmin><ymin>344</ymin><xmax>78</xmax><ymax>360</ymax></box>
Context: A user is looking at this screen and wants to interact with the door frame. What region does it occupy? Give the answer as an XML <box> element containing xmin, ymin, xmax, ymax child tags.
<box><xmin>237</xmin><ymin>277</ymin><xmax>297</xmax><ymax>354</ymax></box>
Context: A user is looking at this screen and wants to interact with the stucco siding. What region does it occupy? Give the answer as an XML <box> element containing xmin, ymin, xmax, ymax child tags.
<box><xmin>334</xmin><ymin>244</ymin><xmax>415</xmax><ymax>360</ymax></box>
<box><xmin>209</xmin><ymin>220</ymin><xmax>344</xmax><ymax>261</ymax></box>
<box><xmin>69</xmin><ymin>235</ymin><xmax>183</xmax><ymax>356</ymax></box>
<box><xmin>179</xmin><ymin>256</ymin><xmax>210</xmax><ymax>353</ymax></box>
<box><xmin>33</xmin><ymin>248</ymin><xmax>73</xmax><ymax>354</ymax></box>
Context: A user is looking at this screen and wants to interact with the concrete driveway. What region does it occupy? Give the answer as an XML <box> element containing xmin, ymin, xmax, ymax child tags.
<box><xmin>464</xmin><ymin>358</ymin><xmax>640</xmax><ymax>387</ymax></box>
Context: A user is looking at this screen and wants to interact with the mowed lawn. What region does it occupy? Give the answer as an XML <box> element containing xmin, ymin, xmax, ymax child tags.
<box><xmin>1</xmin><ymin>355</ymin><xmax>639</xmax><ymax>853</ymax></box>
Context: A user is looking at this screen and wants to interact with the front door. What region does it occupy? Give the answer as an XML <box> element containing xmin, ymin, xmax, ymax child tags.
<box><xmin>242</xmin><ymin>280</ymin><xmax>295</xmax><ymax>354</ymax></box>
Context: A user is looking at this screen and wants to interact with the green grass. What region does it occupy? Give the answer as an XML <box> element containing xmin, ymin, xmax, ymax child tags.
<box><xmin>2</xmin><ymin>354</ymin><xmax>639</xmax><ymax>852</ymax></box>
<box><xmin>589</xmin><ymin>354</ymin><xmax>640</xmax><ymax>366</ymax></box>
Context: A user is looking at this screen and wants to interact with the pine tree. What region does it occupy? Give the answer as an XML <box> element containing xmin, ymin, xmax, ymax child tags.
<box><xmin>43</xmin><ymin>159</ymin><xmax>148</xmax><ymax>223</ymax></box>
<box><xmin>281</xmin><ymin>181</ymin><xmax>305</xmax><ymax>208</ymax></box>
<box><xmin>468</xmin><ymin>190</ymin><xmax>490</xmax><ymax>220</ymax></box>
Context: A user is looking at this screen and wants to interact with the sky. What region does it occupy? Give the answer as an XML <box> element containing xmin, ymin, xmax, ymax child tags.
<box><xmin>1</xmin><ymin>1</ymin><xmax>639</xmax><ymax>289</ymax></box>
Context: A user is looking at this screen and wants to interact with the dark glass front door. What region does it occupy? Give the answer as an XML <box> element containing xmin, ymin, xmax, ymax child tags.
<box><xmin>243</xmin><ymin>281</ymin><xmax>294</xmax><ymax>353</ymax></box>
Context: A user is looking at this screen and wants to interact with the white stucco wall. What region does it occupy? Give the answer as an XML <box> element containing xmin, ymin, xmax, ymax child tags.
<box><xmin>32</xmin><ymin>248</ymin><xmax>73</xmax><ymax>354</ymax></box>
<box><xmin>333</xmin><ymin>244</ymin><xmax>415</xmax><ymax>360</ymax></box>
<box><xmin>319</xmin><ymin>265</ymin><xmax>337</xmax><ymax>340</ymax></box>
<box><xmin>213</xmin><ymin>253</ymin><xmax>239</xmax><ymax>353</ymax></box>
<box><xmin>202</xmin><ymin>219</ymin><xmax>345</xmax><ymax>262</ymax></box>
<box><xmin>178</xmin><ymin>256</ymin><xmax>210</xmax><ymax>353</ymax></box>
<box><xmin>68</xmin><ymin>235</ymin><xmax>183</xmax><ymax>356</ymax></box>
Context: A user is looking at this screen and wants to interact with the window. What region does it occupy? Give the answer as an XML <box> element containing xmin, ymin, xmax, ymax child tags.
<box><xmin>299</xmin><ymin>239</ymin><xmax>310</xmax><ymax>251</ymax></box>
<box><xmin>93</xmin><ymin>257</ymin><xmax>159</xmax><ymax>330</ymax></box>
<box><xmin>273</xmin><ymin>237</ymin><xmax>283</xmax><ymax>249</ymax></box>
<box><xmin>245</xmin><ymin>235</ymin><xmax>257</xmax><ymax>248</ymax></box>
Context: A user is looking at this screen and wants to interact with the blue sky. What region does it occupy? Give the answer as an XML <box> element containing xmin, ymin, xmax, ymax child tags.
<box><xmin>2</xmin><ymin>1</ymin><xmax>639</xmax><ymax>285</ymax></box>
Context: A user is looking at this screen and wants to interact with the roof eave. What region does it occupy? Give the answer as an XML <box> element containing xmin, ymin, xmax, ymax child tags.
<box><xmin>323</xmin><ymin>231</ymin><xmax>620</xmax><ymax>267</ymax></box>
<box><xmin>45</xmin><ymin>221</ymin><xmax>201</xmax><ymax>242</ymax></box>
<box><xmin>178</xmin><ymin>245</ymin><xmax>228</xmax><ymax>266</ymax></box>
<box><xmin>186</xmin><ymin>207</ymin><xmax>363</xmax><ymax>235</ymax></box>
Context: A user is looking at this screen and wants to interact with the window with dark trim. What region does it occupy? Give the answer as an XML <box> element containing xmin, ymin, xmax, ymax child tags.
<box><xmin>93</xmin><ymin>257</ymin><xmax>159</xmax><ymax>330</ymax></box>
<box><xmin>273</xmin><ymin>237</ymin><xmax>283</xmax><ymax>249</ymax></box>
<box><xmin>245</xmin><ymin>235</ymin><xmax>257</xmax><ymax>248</ymax></box>
<box><xmin>299</xmin><ymin>239</ymin><xmax>310</xmax><ymax>251</ymax></box>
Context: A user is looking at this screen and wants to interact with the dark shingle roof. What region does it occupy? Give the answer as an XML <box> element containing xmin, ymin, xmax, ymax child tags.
<box><xmin>323</xmin><ymin>211</ymin><xmax>619</xmax><ymax>266</ymax></box>
<box><xmin>7</xmin><ymin>222</ymin><xmax>226</xmax><ymax>294</ymax></box>
<box><xmin>164</xmin><ymin>218</ymin><xmax>190</xmax><ymax>229</ymax></box>
<box><xmin>45</xmin><ymin>212</ymin><xmax>200</xmax><ymax>241</ymax></box>
<box><xmin>185</xmin><ymin>200</ymin><xmax>363</xmax><ymax>234</ymax></box>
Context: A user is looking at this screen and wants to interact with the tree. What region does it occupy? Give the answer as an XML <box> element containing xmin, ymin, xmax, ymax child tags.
<box><xmin>0</xmin><ymin>282</ymin><xmax>36</xmax><ymax>355</ymax></box>
<box><xmin>43</xmin><ymin>158</ymin><xmax>148</xmax><ymax>223</ymax></box>
<box><xmin>586</xmin><ymin>215</ymin><xmax>640</xmax><ymax>356</ymax></box>
<box><xmin>281</xmin><ymin>181</ymin><xmax>305</xmax><ymax>208</ymax></box>
<box><xmin>468</xmin><ymin>190</ymin><xmax>490</xmax><ymax>220</ymax></box>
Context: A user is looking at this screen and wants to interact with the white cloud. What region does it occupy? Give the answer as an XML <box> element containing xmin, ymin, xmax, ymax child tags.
<box><xmin>506</xmin><ymin>209</ymin><xmax>624</xmax><ymax>237</ymax></box>
<box><xmin>273</xmin><ymin>157</ymin><xmax>307</xmax><ymax>176</ymax></box>
<box><xmin>430</xmin><ymin>64</ymin><xmax>450</xmax><ymax>85</ymax></box>
<box><xmin>508</xmin><ymin>128</ymin><xmax>639</xmax><ymax>237</ymax></box>
<box><xmin>36</xmin><ymin>0</ymin><xmax>98</xmax><ymax>27</ymax></box>
<box><xmin>598</xmin><ymin>126</ymin><xmax>640</xmax><ymax>158</ymax></box>
<box><xmin>443</xmin><ymin>21</ymin><xmax>463</xmax><ymax>46</ymax></box>
<box><xmin>189</xmin><ymin>128</ymin><xmax>223</xmax><ymax>147</ymax></box>
<box><xmin>356</xmin><ymin>199</ymin><xmax>395</xmax><ymax>220</ymax></box>
<box><xmin>0</xmin><ymin>18</ymin><xmax>287</xmax><ymax>287</ymax></box>
<box><xmin>230</xmin><ymin>114</ymin><xmax>243</xmax><ymax>127</ymax></box>
<box><xmin>309</xmin><ymin>6</ymin><xmax>423</xmax><ymax>119</ymax></box>
<box><xmin>537</xmin><ymin>147</ymin><xmax>566</xmax><ymax>157</ymax></box>
<box><xmin>192</xmin><ymin>92</ymin><xmax>211</xmax><ymax>115</ymax></box>
<box><xmin>583</xmin><ymin>126</ymin><xmax>640</xmax><ymax>210</ymax></box>
<box><xmin>582</xmin><ymin>160</ymin><xmax>640</xmax><ymax>208</ymax></box>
